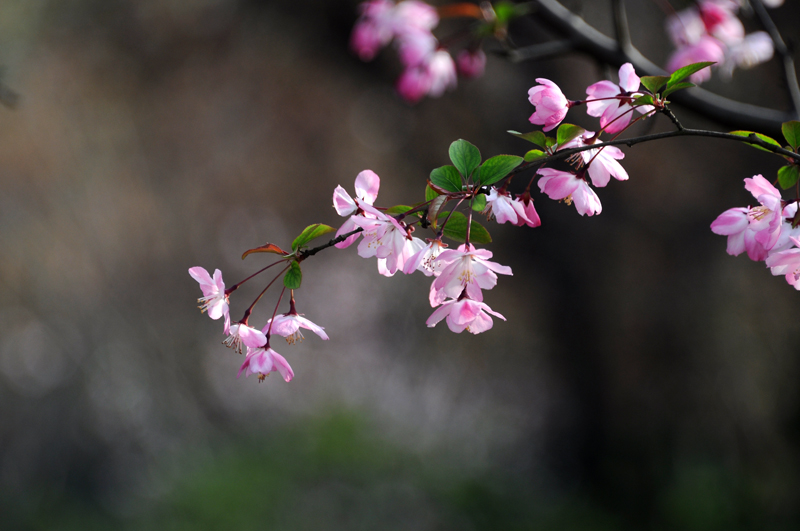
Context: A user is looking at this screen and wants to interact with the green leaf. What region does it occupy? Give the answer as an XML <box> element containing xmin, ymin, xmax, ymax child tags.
<box><xmin>476</xmin><ymin>155</ymin><xmax>523</xmax><ymax>186</ymax></box>
<box><xmin>556</xmin><ymin>123</ymin><xmax>585</xmax><ymax>147</ymax></box>
<box><xmin>661</xmin><ymin>82</ymin><xmax>695</xmax><ymax>98</ymax></box>
<box><xmin>283</xmin><ymin>261</ymin><xmax>302</xmax><ymax>290</ymax></box>
<box><xmin>425</xmin><ymin>184</ymin><xmax>440</xmax><ymax>202</ymax></box>
<box><xmin>667</xmin><ymin>61</ymin><xmax>715</xmax><ymax>86</ymax></box>
<box><xmin>729</xmin><ymin>130</ymin><xmax>782</xmax><ymax>153</ymax></box>
<box><xmin>778</xmin><ymin>165</ymin><xmax>800</xmax><ymax>189</ymax></box>
<box><xmin>508</xmin><ymin>130</ymin><xmax>548</xmax><ymax>148</ymax></box>
<box><xmin>449</xmin><ymin>139</ymin><xmax>482</xmax><ymax>178</ymax></box>
<box><xmin>472</xmin><ymin>193</ymin><xmax>487</xmax><ymax>212</ymax></box>
<box><xmin>430</xmin><ymin>165</ymin><xmax>463</xmax><ymax>192</ymax></box>
<box><xmin>291</xmin><ymin>224</ymin><xmax>336</xmax><ymax>251</ymax></box>
<box><xmin>782</xmin><ymin>120</ymin><xmax>800</xmax><ymax>150</ymax></box>
<box><xmin>385</xmin><ymin>205</ymin><xmax>413</xmax><ymax>215</ymax></box>
<box><xmin>631</xmin><ymin>94</ymin><xmax>654</xmax><ymax>106</ymax></box>
<box><xmin>524</xmin><ymin>149</ymin><xmax>546</xmax><ymax>162</ymax></box>
<box><xmin>639</xmin><ymin>75</ymin><xmax>669</xmax><ymax>94</ymax></box>
<box><xmin>441</xmin><ymin>211</ymin><xmax>492</xmax><ymax>244</ymax></box>
<box><xmin>545</xmin><ymin>136</ymin><xmax>558</xmax><ymax>149</ymax></box>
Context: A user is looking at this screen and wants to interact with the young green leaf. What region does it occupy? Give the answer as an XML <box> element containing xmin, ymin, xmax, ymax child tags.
<box><xmin>430</xmin><ymin>165</ymin><xmax>463</xmax><ymax>192</ymax></box>
<box><xmin>476</xmin><ymin>155</ymin><xmax>523</xmax><ymax>186</ymax></box>
<box><xmin>661</xmin><ymin>82</ymin><xmax>695</xmax><ymax>98</ymax></box>
<box><xmin>471</xmin><ymin>193</ymin><xmax>487</xmax><ymax>212</ymax></box>
<box><xmin>291</xmin><ymin>224</ymin><xmax>336</xmax><ymax>251</ymax></box>
<box><xmin>508</xmin><ymin>130</ymin><xmax>548</xmax><ymax>149</ymax></box>
<box><xmin>449</xmin><ymin>139</ymin><xmax>482</xmax><ymax>178</ymax></box>
<box><xmin>425</xmin><ymin>184</ymin><xmax>440</xmax><ymax>202</ymax></box>
<box><xmin>778</xmin><ymin>165</ymin><xmax>800</xmax><ymax>189</ymax></box>
<box><xmin>639</xmin><ymin>75</ymin><xmax>669</xmax><ymax>94</ymax></box>
<box><xmin>524</xmin><ymin>149</ymin><xmax>546</xmax><ymax>162</ymax></box>
<box><xmin>667</xmin><ymin>61</ymin><xmax>715</xmax><ymax>86</ymax></box>
<box><xmin>556</xmin><ymin>123</ymin><xmax>585</xmax><ymax>147</ymax></box>
<box><xmin>440</xmin><ymin>211</ymin><xmax>492</xmax><ymax>244</ymax></box>
<box><xmin>283</xmin><ymin>261</ymin><xmax>302</xmax><ymax>289</ymax></box>
<box><xmin>782</xmin><ymin>120</ymin><xmax>800</xmax><ymax>150</ymax></box>
<box><xmin>729</xmin><ymin>130</ymin><xmax>782</xmax><ymax>153</ymax></box>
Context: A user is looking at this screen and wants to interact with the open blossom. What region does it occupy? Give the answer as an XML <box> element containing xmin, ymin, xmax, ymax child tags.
<box><xmin>537</xmin><ymin>168</ymin><xmax>602</xmax><ymax>217</ymax></box>
<box><xmin>223</xmin><ymin>322</ymin><xmax>267</xmax><ymax>354</ymax></box>
<box><xmin>396</xmin><ymin>49</ymin><xmax>457</xmax><ymax>104</ymax></box>
<box><xmin>766</xmin><ymin>237</ymin><xmax>800</xmax><ymax>289</ymax></box>
<box><xmin>350</xmin><ymin>203</ymin><xmax>413</xmax><ymax>276</ymax></box>
<box><xmin>484</xmin><ymin>188</ymin><xmax>540</xmax><ymax>227</ymax></box>
<box><xmin>350</xmin><ymin>0</ymin><xmax>438</xmax><ymax>61</ymax></box>
<box><xmin>585</xmin><ymin>63</ymin><xmax>652</xmax><ymax>135</ymax></box>
<box><xmin>266</xmin><ymin>313</ymin><xmax>329</xmax><ymax>344</ymax></box>
<box><xmin>431</xmin><ymin>244</ymin><xmax>512</xmax><ymax>304</ymax></box>
<box><xmin>559</xmin><ymin>131</ymin><xmax>628</xmax><ymax>188</ymax></box>
<box><xmin>426</xmin><ymin>296</ymin><xmax>506</xmax><ymax>334</ymax></box>
<box><xmin>403</xmin><ymin>238</ymin><xmax>447</xmax><ymax>276</ymax></box>
<box><xmin>189</xmin><ymin>267</ymin><xmax>229</xmax><ymax>321</ymax></box>
<box><xmin>528</xmin><ymin>78</ymin><xmax>570</xmax><ymax>132</ymax></box>
<box><xmin>378</xmin><ymin>236</ymin><xmax>425</xmax><ymax>277</ymax></box>
<box><xmin>334</xmin><ymin>170</ymin><xmax>381</xmax><ymax>249</ymax></box>
<box><xmin>744</xmin><ymin>174</ymin><xmax>783</xmax><ymax>249</ymax></box>
<box><xmin>238</xmin><ymin>345</ymin><xmax>294</xmax><ymax>382</ymax></box>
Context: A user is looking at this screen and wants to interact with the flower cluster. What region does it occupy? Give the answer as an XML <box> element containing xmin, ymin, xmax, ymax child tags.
<box><xmin>350</xmin><ymin>0</ymin><xmax>491</xmax><ymax>104</ymax></box>
<box><xmin>712</xmin><ymin>175</ymin><xmax>800</xmax><ymax>288</ymax></box>
<box><xmin>665</xmin><ymin>0</ymin><xmax>777</xmax><ymax>82</ymax></box>
<box><xmin>189</xmin><ymin>266</ymin><xmax>329</xmax><ymax>383</ymax></box>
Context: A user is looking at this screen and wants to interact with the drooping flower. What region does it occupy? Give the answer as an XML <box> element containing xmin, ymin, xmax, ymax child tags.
<box><xmin>766</xmin><ymin>236</ymin><xmax>800</xmax><ymax>289</ymax></box>
<box><xmin>266</xmin><ymin>313</ymin><xmax>329</xmax><ymax>344</ymax></box>
<box><xmin>238</xmin><ymin>345</ymin><xmax>294</xmax><ymax>382</ymax></box>
<box><xmin>426</xmin><ymin>296</ymin><xmax>506</xmax><ymax>334</ymax></box>
<box><xmin>378</xmin><ymin>235</ymin><xmax>426</xmax><ymax>277</ymax></box>
<box><xmin>403</xmin><ymin>238</ymin><xmax>447</xmax><ymax>276</ymax></box>
<box><xmin>515</xmin><ymin>191</ymin><xmax>542</xmax><ymax>228</ymax></box>
<box><xmin>484</xmin><ymin>188</ymin><xmax>540</xmax><ymax>227</ymax></box>
<box><xmin>528</xmin><ymin>78</ymin><xmax>570</xmax><ymax>132</ymax></box>
<box><xmin>431</xmin><ymin>244</ymin><xmax>512</xmax><ymax>304</ymax></box>
<box><xmin>223</xmin><ymin>322</ymin><xmax>267</xmax><ymax>354</ymax></box>
<box><xmin>744</xmin><ymin>174</ymin><xmax>783</xmax><ymax>250</ymax></box>
<box><xmin>350</xmin><ymin>203</ymin><xmax>413</xmax><ymax>276</ymax></box>
<box><xmin>585</xmin><ymin>63</ymin><xmax>652</xmax><ymax>135</ymax></box>
<box><xmin>188</xmin><ymin>267</ymin><xmax>229</xmax><ymax>321</ymax></box>
<box><xmin>537</xmin><ymin>168</ymin><xmax>602</xmax><ymax>217</ymax></box>
<box><xmin>559</xmin><ymin>131</ymin><xmax>628</xmax><ymax>188</ymax></box>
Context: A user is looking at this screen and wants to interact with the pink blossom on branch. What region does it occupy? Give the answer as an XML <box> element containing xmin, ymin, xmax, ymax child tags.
<box><xmin>484</xmin><ymin>188</ymin><xmax>540</xmax><ymax>227</ymax></box>
<box><xmin>528</xmin><ymin>78</ymin><xmax>570</xmax><ymax>132</ymax></box>
<box><xmin>431</xmin><ymin>244</ymin><xmax>512</xmax><ymax>304</ymax></box>
<box><xmin>266</xmin><ymin>313</ymin><xmax>330</xmax><ymax>344</ymax></box>
<box><xmin>333</xmin><ymin>170</ymin><xmax>382</xmax><ymax>249</ymax></box>
<box><xmin>558</xmin><ymin>131</ymin><xmax>628</xmax><ymax>188</ymax></box>
<box><xmin>585</xmin><ymin>63</ymin><xmax>652</xmax><ymax>135</ymax></box>
<box><xmin>456</xmin><ymin>49</ymin><xmax>486</xmax><ymax>79</ymax></box>
<box><xmin>426</xmin><ymin>296</ymin><xmax>506</xmax><ymax>334</ymax></box>
<box><xmin>223</xmin><ymin>322</ymin><xmax>268</xmax><ymax>354</ymax></box>
<box><xmin>188</xmin><ymin>267</ymin><xmax>229</xmax><ymax>321</ymax></box>
<box><xmin>537</xmin><ymin>168</ymin><xmax>602</xmax><ymax>217</ymax></box>
<box><xmin>350</xmin><ymin>0</ymin><xmax>439</xmax><ymax>61</ymax></box>
<box><xmin>766</xmin><ymin>237</ymin><xmax>800</xmax><ymax>289</ymax></box>
<box><xmin>666</xmin><ymin>36</ymin><xmax>726</xmax><ymax>83</ymax></box>
<box><xmin>396</xmin><ymin>49</ymin><xmax>457</xmax><ymax>104</ymax></box>
<box><xmin>238</xmin><ymin>345</ymin><xmax>294</xmax><ymax>382</ymax></box>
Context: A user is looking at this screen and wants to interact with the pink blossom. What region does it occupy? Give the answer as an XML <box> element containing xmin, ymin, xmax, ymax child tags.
<box><xmin>396</xmin><ymin>49</ymin><xmax>457</xmax><ymax>103</ymax></box>
<box><xmin>710</xmin><ymin>207</ymin><xmax>771</xmax><ymax>261</ymax></box>
<box><xmin>266</xmin><ymin>313</ymin><xmax>329</xmax><ymax>344</ymax></box>
<box><xmin>666</xmin><ymin>36</ymin><xmax>726</xmax><ymax>83</ymax></box>
<box><xmin>484</xmin><ymin>188</ymin><xmax>540</xmax><ymax>227</ymax></box>
<box><xmin>515</xmin><ymin>191</ymin><xmax>542</xmax><ymax>228</ymax></box>
<box><xmin>537</xmin><ymin>168</ymin><xmax>602</xmax><ymax>217</ymax></box>
<box><xmin>189</xmin><ymin>267</ymin><xmax>229</xmax><ymax>321</ymax></box>
<box><xmin>334</xmin><ymin>170</ymin><xmax>382</xmax><ymax>249</ymax></box>
<box><xmin>350</xmin><ymin>204</ymin><xmax>413</xmax><ymax>276</ymax></box>
<box><xmin>403</xmin><ymin>238</ymin><xmax>447</xmax><ymax>276</ymax></box>
<box><xmin>699</xmin><ymin>1</ymin><xmax>743</xmax><ymax>45</ymax></box>
<box><xmin>720</xmin><ymin>32</ymin><xmax>774</xmax><ymax>79</ymax></box>
<box><xmin>585</xmin><ymin>63</ymin><xmax>652</xmax><ymax>135</ymax></box>
<box><xmin>350</xmin><ymin>0</ymin><xmax>397</xmax><ymax>61</ymax></box>
<box><xmin>431</xmin><ymin>244</ymin><xmax>512</xmax><ymax>304</ymax></box>
<box><xmin>238</xmin><ymin>345</ymin><xmax>294</xmax><ymax>382</ymax></box>
<box><xmin>528</xmin><ymin>78</ymin><xmax>570</xmax><ymax>132</ymax></box>
<box><xmin>744</xmin><ymin>174</ymin><xmax>783</xmax><ymax>250</ymax></box>
<box><xmin>766</xmin><ymin>237</ymin><xmax>800</xmax><ymax>288</ymax></box>
<box><xmin>426</xmin><ymin>297</ymin><xmax>506</xmax><ymax>334</ymax></box>
<box><xmin>396</xmin><ymin>30</ymin><xmax>438</xmax><ymax>67</ymax></box>
<box><xmin>559</xmin><ymin>131</ymin><xmax>628</xmax><ymax>188</ymax></box>
<box><xmin>456</xmin><ymin>49</ymin><xmax>486</xmax><ymax>79</ymax></box>
<box><xmin>223</xmin><ymin>322</ymin><xmax>267</xmax><ymax>354</ymax></box>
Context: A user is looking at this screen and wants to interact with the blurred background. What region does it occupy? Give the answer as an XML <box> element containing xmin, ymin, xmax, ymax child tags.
<box><xmin>0</xmin><ymin>0</ymin><xmax>798</xmax><ymax>529</ymax></box>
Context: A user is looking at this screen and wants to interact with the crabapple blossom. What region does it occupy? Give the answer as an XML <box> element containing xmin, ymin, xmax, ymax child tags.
<box><xmin>350</xmin><ymin>204</ymin><xmax>413</xmax><ymax>276</ymax></box>
<box><xmin>585</xmin><ymin>63</ymin><xmax>652</xmax><ymax>134</ymax></box>
<box><xmin>515</xmin><ymin>191</ymin><xmax>542</xmax><ymax>228</ymax></box>
<box><xmin>350</xmin><ymin>0</ymin><xmax>438</xmax><ymax>61</ymax></box>
<box><xmin>238</xmin><ymin>345</ymin><xmax>294</xmax><ymax>382</ymax></box>
<box><xmin>403</xmin><ymin>238</ymin><xmax>447</xmax><ymax>276</ymax></box>
<box><xmin>431</xmin><ymin>244</ymin><xmax>512</xmax><ymax>304</ymax></box>
<box><xmin>744</xmin><ymin>174</ymin><xmax>783</xmax><ymax>250</ymax></box>
<box><xmin>720</xmin><ymin>32</ymin><xmax>774</xmax><ymax>79</ymax></box>
<box><xmin>666</xmin><ymin>36</ymin><xmax>726</xmax><ymax>83</ymax></box>
<box><xmin>397</xmin><ymin>49</ymin><xmax>457</xmax><ymax>103</ymax></box>
<box><xmin>766</xmin><ymin>237</ymin><xmax>800</xmax><ymax>289</ymax></box>
<box><xmin>456</xmin><ymin>49</ymin><xmax>486</xmax><ymax>79</ymax></box>
<box><xmin>188</xmin><ymin>267</ymin><xmax>229</xmax><ymax>321</ymax></box>
<box><xmin>266</xmin><ymin>312</ymin><xmax>329</xmax><ymax>344</ymax></box>
<box><xmin>484</xmin><ymin>188</ymin><xmax>540</xmax><ymax>227</ymax></box>
<box><xmin>334</xmin><ymin>170</ymin><xmax>381</xmax><ymax>248</ymax></box>
<box><xmin>559</xmin><ymin>131</ymin><xmax>628</xmax><ymax>188</ymax></box>
<box><xmin>537</xmin><ymin>168</ymin><xmax>602</xmax><ymax>217</ymax></box>
<box><xmin>223</xmin><ymin>322</ymin><xmax>267</xmax><ymax>354</ymax></box>
<box><xmin>426</xmin><ymin>296</ymin><xmax>506</xmax><ymax>334</ymax></box>
<box><xmin>528</xmin><ymin>79</ymin><xmax>570</xmax><ymax>132</ymax></box>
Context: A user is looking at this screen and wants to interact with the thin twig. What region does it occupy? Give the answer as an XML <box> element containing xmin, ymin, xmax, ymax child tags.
<box><xmin>749</xmin><ymin>0</ymin><xmax>800</xmax><ymax>115</ymax></box>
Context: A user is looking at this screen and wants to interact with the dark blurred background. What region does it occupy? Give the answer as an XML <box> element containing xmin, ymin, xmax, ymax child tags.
<box><xmin>0</xmin><ymin>0</ymin><xmax>798</xmax><ymax>529</ymax></box>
